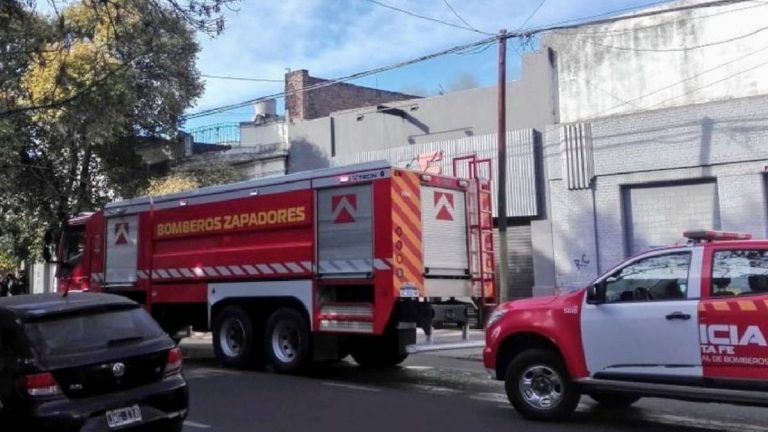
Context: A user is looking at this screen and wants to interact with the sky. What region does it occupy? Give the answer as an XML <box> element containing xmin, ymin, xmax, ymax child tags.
<box><xmin>37</xmin><ymin>0</ymin><xmax>668</xmax><ymax>130</ymax></box>
<box><xmin>184</xmin><ymin>0</ymin><xmax>667</xmax><ymax>130</ymax></box>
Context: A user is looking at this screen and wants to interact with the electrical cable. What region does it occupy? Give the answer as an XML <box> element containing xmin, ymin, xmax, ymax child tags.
<box><xmin>186</xmin><ymin>0</ymin><xmax>756</xmax><ymax>120</ymax></box>
<box><xmin>362</xmin><ymin>0</ymin><xmax>493</xmax><ymax>35</ymax></box>
<box><xmin>186</xmin><ymin>35</ymin><xmax>497</xmax><ymax>119</ymax></box>
<box><xmin>554</xmin><ymin>0</ymin><xmax>768</xmax><ymax>37</ymax></box>
<box><xmin>441</xmin><ymin>0</ymin><xmax>480</xmax><ymax>32</ymax></box>
<box><xmin>201</xmin><ymin>74</ymin><xmax>283</xmax><ymax>82</ymax></box>
<box><xmin>518</xmin><ymin>0</ymin><xmax>547</xmax><ymax>31</ymax></box>
<box><xmin>576</xmin><ymin>24</ymin><xmax>768</xmax><ymax>52</ymax></box>
<box><xmin>587</xmin><ymin>46</ymin><xmax>768</xmax><ymax>118</ymax></box>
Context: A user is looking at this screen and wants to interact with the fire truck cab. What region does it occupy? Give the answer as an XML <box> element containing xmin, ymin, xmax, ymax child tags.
<box><xmin>53</xmin><ymin>161</ymin><xmax>496</xmax><ymax>372</ymax></box>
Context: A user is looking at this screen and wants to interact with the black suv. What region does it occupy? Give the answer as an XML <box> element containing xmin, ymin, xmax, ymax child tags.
<box><xmin>0</xmin><ymin>293</ymin><xmax>188</xmax><ymax>431</ymax></box>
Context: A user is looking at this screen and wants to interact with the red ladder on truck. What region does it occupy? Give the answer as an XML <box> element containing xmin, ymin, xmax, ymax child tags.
<box><xmin>454</xmin><ymin>155</ymin><xmax>497</xmax><ymax>324</ymax></box>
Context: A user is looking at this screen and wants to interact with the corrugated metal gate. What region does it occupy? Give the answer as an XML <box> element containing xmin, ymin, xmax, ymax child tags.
<box><xmin>494</xmin><ymin>224</ymin><xmax>534</xmax><ymax>299</ymax></box>
<box><xmin>623</xmin><ymin>181</ymin><xmax>720</xmax><ymax>255</ymax></box>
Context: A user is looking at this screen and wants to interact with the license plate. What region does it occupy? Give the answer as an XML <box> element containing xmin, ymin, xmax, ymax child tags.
<box><xmin>106</xmin><ymin>405</ymin><xmax>142</xmax><ymax>429</ymax></box>
<box><xmin>400</xmin><ymin>285</ymin><xmax>420</xmax><ymax>298</ymax></box>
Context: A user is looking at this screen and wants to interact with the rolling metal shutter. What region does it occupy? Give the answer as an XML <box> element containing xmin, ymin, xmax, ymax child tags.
<box><xmin>494</xmin><ymin>224</ymin><xmax>534</xmax><ymax>299</ymax></box>
<box><xmin>624</xmin><ymin>181</ymin><xmax>720</xmax><ymax>255</ymax></box>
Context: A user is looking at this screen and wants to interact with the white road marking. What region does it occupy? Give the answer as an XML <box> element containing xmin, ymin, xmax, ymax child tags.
<box><xmin>322</xmin><ymin>382</ymin><xmax>381</xmax><ymax>392</ymax></box>
<box><xmin>469</xmin><ymin>392</ymin><xmax>507</xmax><ymax>403</ymax></box>
<box><xmin>401</xmin><ymin>384</ymin><xmax>459</xmax><ymax>395</ymax></box>
<box><xmin>403</xmin><ymin>366</ymin><xmax>434</xmax><ymax>371</ymax></box>
<box><xmin>184</xmin><ymin>420</ymin><xmax>212</xmax><ymax>429</ymax></box>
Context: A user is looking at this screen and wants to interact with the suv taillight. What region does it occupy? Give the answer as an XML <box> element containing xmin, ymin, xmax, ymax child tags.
<box><xmin>18</xmin><ymin>372</ymin><xmax>62</xmax><ymax>397</ymax></box>
<box><xmin>165</xmin><ymin>347</ymin><xmax>183</xmax><ymax>377</ymax></box>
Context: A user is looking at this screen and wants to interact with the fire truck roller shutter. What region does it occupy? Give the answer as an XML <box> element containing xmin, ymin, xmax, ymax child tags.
<box><xmin>421</xmin><ymin>186</ymin><xmax>471</xmax><ymax>298</ymax></box>
<box><xmin>104</xmin><ymin>215</ymin><xmax>139</xmax><ymax>285</ymax></box>
<box><xmin>317</xmin><ymin>185</ymin><xmax>374</xmax><ymax>276</ymax></box>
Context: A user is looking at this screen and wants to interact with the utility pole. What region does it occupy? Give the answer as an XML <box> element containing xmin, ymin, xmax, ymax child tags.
<box><xmin>497</xmin><ymin>29</ymin><xmax>510</xmax><ymax>303</ymax></box>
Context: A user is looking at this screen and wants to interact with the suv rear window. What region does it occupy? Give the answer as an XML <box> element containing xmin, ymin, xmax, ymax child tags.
<box><xmin>24</xmin><ymin>307</ymin><xmax>165</xmax><ymax>357</ymax></box>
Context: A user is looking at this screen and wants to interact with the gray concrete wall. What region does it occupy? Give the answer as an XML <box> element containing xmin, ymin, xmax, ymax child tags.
<box><xmin>331</xmin><ymin>50</ymin><xmax>556</xmax><ymax>156</ymax></box>
<box><xmin>542</xmin><ymin>0</ymin><xmax>768</xmax><ymax>123</ymax></box>
<box><xmin>545</xmin><ymin>94</ymin><xmax>768</xmax><ymax>291</ymax></box>
<box><xmin>240</xmin><ymin>120</ymin><xmax>287</xmax><ymax>148</ymax></box>
<box><xmin>287</xmin><ymin>117</ymin><xmax>333</xmax><ymax>173</ymax></box>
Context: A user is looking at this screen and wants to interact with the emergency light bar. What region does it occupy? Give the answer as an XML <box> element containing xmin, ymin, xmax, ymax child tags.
<box><xmin>683</xmin><ymin>230</ymin><xmax>752</xmax><ymax>242</ymax></box>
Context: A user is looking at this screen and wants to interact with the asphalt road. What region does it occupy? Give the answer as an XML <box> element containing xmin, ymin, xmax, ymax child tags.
<box><xmin>178</xmin><ymin>337</ymin><xmax>768</xmax><ymax>432</ymax></box>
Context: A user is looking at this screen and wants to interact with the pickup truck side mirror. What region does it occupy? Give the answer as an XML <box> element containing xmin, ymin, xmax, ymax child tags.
<box><xmin>587</xmin><ymin>281</ymin><xmax>607</xmax><ymax>305</ymax></box>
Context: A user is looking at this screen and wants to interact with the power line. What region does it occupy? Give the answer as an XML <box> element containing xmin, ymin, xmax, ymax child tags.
<box><xmin>186</xmin><ymin>0</ymin><xmax>754</xmax><ymax>120</ymax></box>
<box><xmin>518</xmin><ymin>0</ymin><xmax>547</xmax><ymax>30</ymax></box>
<box><xmin>521</xmin><ymin>0</ymin><xmax>752</xmax><ymax>35</ymax></box>
<box><xmin>577</xmin><ymin>24</ymin><xmax>768</xmax><ymax>52</ymax></box>
<box><xmin>186</xmin><ymin>36</ymin><xmax>497</xmax><ymax>119</ymax></box>
<box><xmin>554</xmin><ymin>0</ymin><xmax>768</xmax><ymax>37</ymax></box>
<box><xmin>441</xmin><ymin>0</ymin><xmax>480</xmax><ymax>32</ymax></box>
<box><xmin>646</xmin><ymin>55</ymin><xmax>768</xmax><ymax>109</ymax></box>
<box><xmin>362</xmin><ymin>0</ymin><xmax>493</xmax><ymax>35</ymax></box>
<box><xmin>589</xmin><ymin>43</ymin><xmax>768</xmax><ymax>118</ymax></box>
<box><xmin>202</xmin><ymin>74</ymin><xmax>283</xmax><ymax>82</ymax></box>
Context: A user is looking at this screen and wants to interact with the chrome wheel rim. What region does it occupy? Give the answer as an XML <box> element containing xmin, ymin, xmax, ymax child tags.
<box><xmin>220</xmin><ymin>317</ymin><xmax>246</xmax><ymax>358</ymax></box>
<box><xmin>271</xmin><ymin>321</ymin><xmax>300</xmax><ymax>364</ymax></box>
<box><xmin>519</xmin><ymin>365</ymin><xmax>564</xmax><ymax>409</ymax></box>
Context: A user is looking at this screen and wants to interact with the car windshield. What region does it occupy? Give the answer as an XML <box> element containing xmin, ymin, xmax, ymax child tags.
<box><xmin>24</xmin><ymin>306</ymin><xmax>165</xmax><ymax>357</ymax></box>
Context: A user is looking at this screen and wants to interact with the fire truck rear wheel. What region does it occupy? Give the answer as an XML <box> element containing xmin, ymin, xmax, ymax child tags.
<box><xmin>350</xmin><ymin>330</ymin><xmax>408</xmax><ymax>368</ymax></box>
<box><xmin>213</xmin><ymin>306</ymin><xmax>265</xmax><ymax>369</ymax></box>
<box><xmin>265</xmin><ymin>307</ymin><xmax>311</xmax><ymax>373</ymax></box>
<box><xmin>504</xmin><ymin>348</ymin><xmax>580</xmax><ymax>421</ymax></box>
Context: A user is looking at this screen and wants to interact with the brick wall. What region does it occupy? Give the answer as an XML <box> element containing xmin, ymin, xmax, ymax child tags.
<box><xmin>284</xmin><ymin>70</ymin><xmax>418</xmax><ymax>121</ymax></box>
<box><xmin>545</xmin><ymin>95</ymin><xmax>768</xmax><ymax>290</ymax></box>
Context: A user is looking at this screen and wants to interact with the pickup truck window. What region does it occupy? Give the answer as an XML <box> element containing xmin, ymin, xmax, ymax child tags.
<box><xmin>605</xmin><ymin>252</ymin><xmax>691</xmax><ymax>303</ymax></box>
<box><xmin>711</xmin><ymin>250</ymin><xmax>768</xmax><ymax>297</ymax></box>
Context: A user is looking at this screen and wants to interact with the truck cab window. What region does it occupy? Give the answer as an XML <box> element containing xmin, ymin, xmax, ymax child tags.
<box><xmin>711</xmin><ymin>250</ymin><xmax>768</xmax><ymax>297</ymax></box>
<box><xmin>604</xmin><ymin>253</ymin><xmax>691</xmax><ymax>303</ymax></box>
<box><xmin>62</xmin><ymin>226</ymin><xmax>86</xmax><ymax>270</ymax></box>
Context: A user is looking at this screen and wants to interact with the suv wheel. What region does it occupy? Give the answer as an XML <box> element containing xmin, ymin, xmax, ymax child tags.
<box><xmin>504</xmin><ymin>348</ymin><xmax>580</xmax><ymax>421</ymax></box>
<box><xmin>264</xmin><ymin>308</ymin><xmax>311</xmax><ymax>373</ymax></box>
<box><xmin>213</xmin><ymin>306</ymin><xmax>265</xmax><ymax>369</ymax></box>
<box><xmin>589</xmin><ymin>391</ymin><xmax>641</xmax><ymax>409</ymax></box>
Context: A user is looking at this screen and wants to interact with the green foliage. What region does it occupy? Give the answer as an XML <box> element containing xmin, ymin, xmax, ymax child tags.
<box><xmin>143</xmin><ymin>161</ymin><xmax>246</xmax><ymax>197</ymax></box>
<box><xmin>0</xmin><ymin>0</ymin><xmax>227</xmax><ymax>264</ymax></box>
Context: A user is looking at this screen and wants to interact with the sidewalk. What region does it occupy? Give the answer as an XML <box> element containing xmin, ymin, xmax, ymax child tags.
<box><xmin>180</xmin><ymin>329</ymin><xmax>485</xmax><ymax>362</ymax></box>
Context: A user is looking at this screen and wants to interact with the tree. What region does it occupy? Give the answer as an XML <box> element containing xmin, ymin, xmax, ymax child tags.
<box><xmin>144</xmin><ymin>161</ymin><xmax>246</xmax><ymax>196</ymax></box>
<box><xmin>0</xmin><ymin>0</ymin><xmax>223</xmax><ymax>263</ymax></box>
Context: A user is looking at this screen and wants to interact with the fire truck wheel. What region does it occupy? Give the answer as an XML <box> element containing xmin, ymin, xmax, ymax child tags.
<box><xmin>213</xmin><ymin>306</ymin><xmax>264</xmax><ymax>369</ymax></box>
<box><xmin>265</xmin><ymin>307</ymin><xmax>311</xmax><ymax>373</ymax></box>
<box><xmin>504</xmin><ymin>348</ymin><xmax>580</xmax><ymax>421</ymax></box>
<box><xmin>588</xmin><ymin>392</ymin><xmax>641</xmax><ymax>409</ymax></box>
<box><xmin>350</xmin><ymin>330</ymin><xmax>408</xmax><ymax>368</ymax></box>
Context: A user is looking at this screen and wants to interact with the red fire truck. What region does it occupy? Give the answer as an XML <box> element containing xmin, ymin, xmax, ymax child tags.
<box><xmin>52</xmin><ymin>161</ymin><xmax>496</xmax><ymax>372</ymax></box>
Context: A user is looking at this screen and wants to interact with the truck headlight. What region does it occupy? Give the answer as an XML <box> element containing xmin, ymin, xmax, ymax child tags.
<box><xmin>486</xmin><ymin>308</ymin><xmax>509</xmax><ymax>328</ymax></box>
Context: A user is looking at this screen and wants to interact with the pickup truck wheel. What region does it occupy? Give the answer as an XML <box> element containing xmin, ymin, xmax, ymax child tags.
<box><xmin>504</xmin><ymin>349</ymin><xmax>580</xmax><ymax>421</ymax></box>
<box><xmin>589</xmin><ymin>392</ymin><xmax>641</xmax><ymax>408</ymax></box>
<box><xmin>213</xmin><ymin>306</ymin><xmax>265</xmax><ymax>369</ymax></box>
<box><xmin>265</xmin><ymin>308</ymin><xmax>311</xmax><ymax>373</ymax></box>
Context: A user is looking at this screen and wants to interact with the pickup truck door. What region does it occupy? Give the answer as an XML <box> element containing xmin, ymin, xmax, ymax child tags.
<box><xmin>581</xmin><ymin>248</ymin><xmax>703</xmax><ymax>381</ymax></box>
<box><xmin>700</xmin><ymin>247</ymin><xmax>768</xmax><ymax>387</ymax></box>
